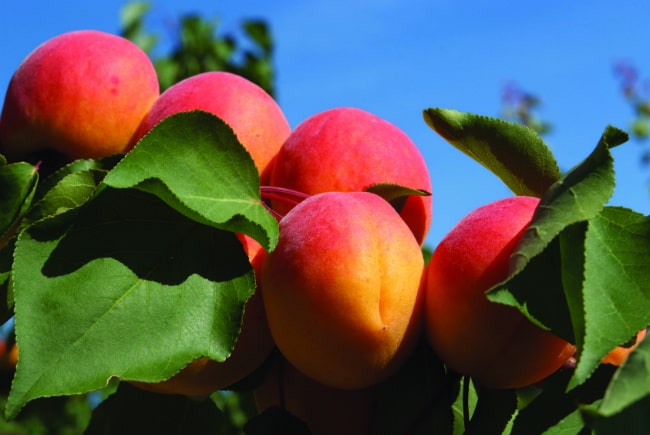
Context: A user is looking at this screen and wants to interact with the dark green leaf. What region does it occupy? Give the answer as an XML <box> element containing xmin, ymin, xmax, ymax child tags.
<box><xmin>583</xmin><ymin>397</ymin><xmax>650</xmax><ymax>435</ymax></box>
<box><xmin>465</xmin><ymin>385</ymin><xmax>517</xmax><ymax>435</ymax></box>
<box><xmin>365</xmin><ymin>183</ymin><xmax>431</xmax><ymax>214</ymax></box>
<box><xmin>0</xmin><ymin>161</ymin><xmax>38</xmax><ymax>239</ymax></box>
<box><xmin>510</xmin><ymin>365</ymin><xmax>615</xmax><ymax>435</ymax></box>
<box><xmin>423</xmin><ymin>108</ymin><xmax>561</xmax><ymax>197</ymax></box>
<box><xmin>244</xmin><ymin>407</ymin><xmax>310</xmax><ymax>435</ymax></box>
<box><xmin>6</xmin><ymin>188</ymin><xmax>255</xmax><ymax>419</ymax></box>
<box><xmin>85</xmin><ymin>382</ymin><xmax>229</xmax><ymax>434</ymax></box>
<box><xmin>102</xmin><ymin>110</ymin><xmax>278</xmax><ymax>252</ymax></box>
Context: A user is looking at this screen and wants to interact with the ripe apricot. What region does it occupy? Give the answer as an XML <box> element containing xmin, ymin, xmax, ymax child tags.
<box><xmin>424</xmin><ymin>196</ymin><xmax>574</xmax><ymax>389</ymax></box>
<box><xmin>131</xmin><ymin>235</ymin><xmax>275</xmax><ymax>396</ymax></box>
<box><xmin>0</xmin><ymin>30</ymin><xmax>159</xmax><ymax>161</ymax></box>
<box><xmin>133</xmin><ymin>71</ymin><xmax>291</xmax><ymax>184</ymax></box>
<box><xmin>601</xmin><ymin>329</ymin><xmax>647</xmax><ymax>366</ymax></box>
<box><xmin>269</xmin><ymin>107</ymin><xmax>432</xmax><ymax>245</ymax></box>
<box><xmin>262</xmin><ymin>191</ymin><xmax>425</xmax><ymax>389</ymax></box>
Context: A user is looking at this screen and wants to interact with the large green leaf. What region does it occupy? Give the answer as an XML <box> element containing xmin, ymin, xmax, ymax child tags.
<box><xmin>102</xmin><ymin>110</ymin><xmax>278</xmax><ymax>252</ymax></box>
<box><xmin>569</xmin><ymin>207</ymin><xmax>650</xmax><ymax>389</ymax></box>
<box><xmin>487</xmin><ymin>126</ymin><xmax>622</xmax><ymax>342</ymax></box>
<box><xmin>5</xmin><ymin>187</ymin><xmax>255</xmax><ymax>419</ymax></box>
<box><xmin>423</xmin><ymin>108</ymin><xmax>562</xmax><ymax>197</ymax></box>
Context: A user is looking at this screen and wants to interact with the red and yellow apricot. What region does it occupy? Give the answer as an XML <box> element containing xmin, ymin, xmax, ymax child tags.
<box><xmin>133</xmin><ymin>71</ymin><xmax>291</xmax><ymax>184</ymax></box>
<box><xmin>0</xmin><ymin>30</ymin><xmax>159</xmax><ymax>161</ymax></box>
<box><xmin>424</xmin><ymin>196</ymin><xmax>575</xmax><ymax>389</ymax></box>
<box><xmin>269</xmin><ymin>107</ymin><xmax>432</xmax><ymax>245</ymax></box>
<box><xmin>261</xmin><ymin>191</ymin><xmax>425</xmax><ymax>390</ymax></box>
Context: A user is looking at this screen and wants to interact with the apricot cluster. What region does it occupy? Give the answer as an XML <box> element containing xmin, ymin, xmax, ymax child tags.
<box><xmin>1</xmin><ymin>29</ymin><xmax>640</xmax><ymax>434</ymax></box>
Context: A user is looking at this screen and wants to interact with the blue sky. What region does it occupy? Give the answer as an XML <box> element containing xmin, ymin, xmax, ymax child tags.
<box><xmin>2</xmin><ymin>1</ymin><xmax>650</xmax><ymax>247</ymax></box>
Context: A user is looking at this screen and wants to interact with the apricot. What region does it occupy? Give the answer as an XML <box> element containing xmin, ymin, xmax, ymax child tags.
<box><xmin>424</xmin><ymin>196</ymin><xmax>575</xmax><ymax>389</ymax></box>
<box><xmin>133</xmin><ymin>71</ymin><xmax>291</xmax><ymax>184</ymax></box>
<box><xmin>254</xmin><ymin>354</ymin><xmax>374</xmax><ymax>435</ymax></box>
<box><xmin>601</xmin><ymin>329</ymin><xmax>647</xmax><ymax>366</ymax></box>
<box><xmin>0</xmin><ymin>30</ymin><xmax>159</xmax><ymax>161</ymax></box>
<box><xmin>131</xmin><ymin>235</ymin><xmax>275</xmax><ymax>396</ymax></box>
<box><xmin>269</xmin><ymin>107</ymin><xmax>432</xmax><ymax>245</ymax></box>
<box><xmin>261</xmin><ymin>191</ymin><xmax>425</xmax><ymax>390</ymax></box>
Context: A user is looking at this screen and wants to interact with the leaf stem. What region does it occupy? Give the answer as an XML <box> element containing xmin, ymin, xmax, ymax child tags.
<box><xmin>464</xmin><ymin>376</ymin><xmax>471</xmax><ymax>430</ymax></box>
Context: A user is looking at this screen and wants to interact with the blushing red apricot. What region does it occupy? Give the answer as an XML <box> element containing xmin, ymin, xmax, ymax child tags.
<box><xmin>424</xmin><ymin>196</ymin><xmax>575</xmax><ymax>389</ymax></box>
<box><xmin>269</xmin><ymin>107</ymin><xmax>432</xmax><ymax>245</ymax></box>
<box><xmin>131</xmin><ymin>235</ymin><xmax>274</xmax><ymax>396</ymax></box>
<box><xmin>0</xmin><ymin>30</ymin><xmax>159</xmax><ymax>161</ymax></box>
<box><xmin>133</xmin><ymin>71</ymin><xmax>291</xmax><ymax>184</ymax></box>
<box><xmin>261</xmin><ymin>191</ymin><xmax>425</xmax><ymax>390</ymax></box>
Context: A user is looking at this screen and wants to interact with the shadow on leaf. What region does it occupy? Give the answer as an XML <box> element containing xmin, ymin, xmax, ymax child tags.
<box><xmin>37</xmin><ymin>187</ymin><xmax>251</xmax><ymax>285</ymax></box>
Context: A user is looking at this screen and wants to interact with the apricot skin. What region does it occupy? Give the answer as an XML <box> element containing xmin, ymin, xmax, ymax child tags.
<box><xmin>133</xmin><ymin>71</ymin><xmax>291</xmax><ymax>184</ymax></box>
<box><xmin>254</xmin><ymin>354</ymin><xmax>374</xmax><ymax>435</ymax></box>
<box><xmin>601</xmin><ymin>329</ymin><xmax>647</xmax><ymax>366</ymax></box>
<box><xmin>424</xmin><ymin>196</ymin><xmax>574</xmax><ymax>389</ymax></box>
<box><xmin>269</xmin><ymin>107</ymin><xmax>432</xmax><ymax>245</ymax></box>
<box><xmin>131</xmin><ymin>235</ymin><xmax>275</xmax><ymax>396</ymax></box>
<box><xmin>0</xmin><ymin>30</ymin><xmax>159</xmax><ymax>161</ymax></box>
<box><xmin>261</xmin><ymin>191</ymin><xmax>425</xmax><ymax>390</ymax></box>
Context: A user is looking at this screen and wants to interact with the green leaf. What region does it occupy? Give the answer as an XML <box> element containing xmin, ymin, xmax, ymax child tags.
<box><xmin>510</xmin><ymin>365</ymin><xmax>615</xmax><ymax>435</ymax></box>
<box><xmin>487</xmin><ymin>126</ymin><xmax>621</xmax><ymax>342</ymax></box>
<box><xmin>423</xmin><ymin>108</ymin><xmax>562</xmax><ymax>197</ymax></box>
<box><xmin>569</xmin><ymin>207</ymin><xmax>650</xmax><ymax>389</ymax></box>
<box><xmin>583</xmin><ymin>397</ymin><xmax>650</xmax><ymax>435</ymax></box>
<box><xmin>102</xmin><ymin>110</ymin><xmax>278</xmax><ymax>252</ymax></box>
<box><xmin>25</xmin><ymin>169</ymin><xmax>106</xmax><ymax>226</ymax></box>
<box><xmin>6</xmin><ymin>188</ymin><xmax>255</xmax><ymax>419</ymax></box>
<box><xmin>85</xmin><ymin>382</ymin><xmax>229</xmax><ymax>434</ymax></box>
<box><xmin>365</xmin><ymin>183</ymin><xmax>431</xmax><ymax>214</ymax></box>
<box><xmin>451</xmin><ymin>375</ymin><xmax>477</xmax><ymax>435</ymax></box>
<box><xmin>0</xmin><ymin>161</ymin><xmax>38</xmax><ymax>239</ymax></box>
<box><xmin>598</xmin><ymin>332</ymin><xmax>650</xmax><ymax>416</ymax></box>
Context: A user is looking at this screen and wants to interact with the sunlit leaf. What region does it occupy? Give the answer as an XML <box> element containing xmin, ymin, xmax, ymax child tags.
<box><xmin>569</xmin><ymin>207</ymin><xmax>650</xmax><ymax>389</ymax></box>
<box><xmin>6</xmin><ymin>188</ymin><xmax>255</xmax><ymax>419</ymax></box>
<box><xmin>102</xmin><ymin>110</ymin><xmax>278</xmax><ymax>252</ymax></box>
<box><xmin>423</xmin><ymin>108</ymin><xmax>561</xmax><ymax>197</ymax></box>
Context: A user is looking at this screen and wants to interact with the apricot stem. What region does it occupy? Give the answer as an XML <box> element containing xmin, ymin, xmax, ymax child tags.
<box><xmin>260</xmin><ymin>186</ymin><xmax>311</xmax><ymax>220</ymax></box>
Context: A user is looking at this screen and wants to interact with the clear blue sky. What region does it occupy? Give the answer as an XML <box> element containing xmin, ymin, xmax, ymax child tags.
<box><xmin>2</xmin><ymin>1</ymin><xmax>650</xmax><ymax>247</ymax></box>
